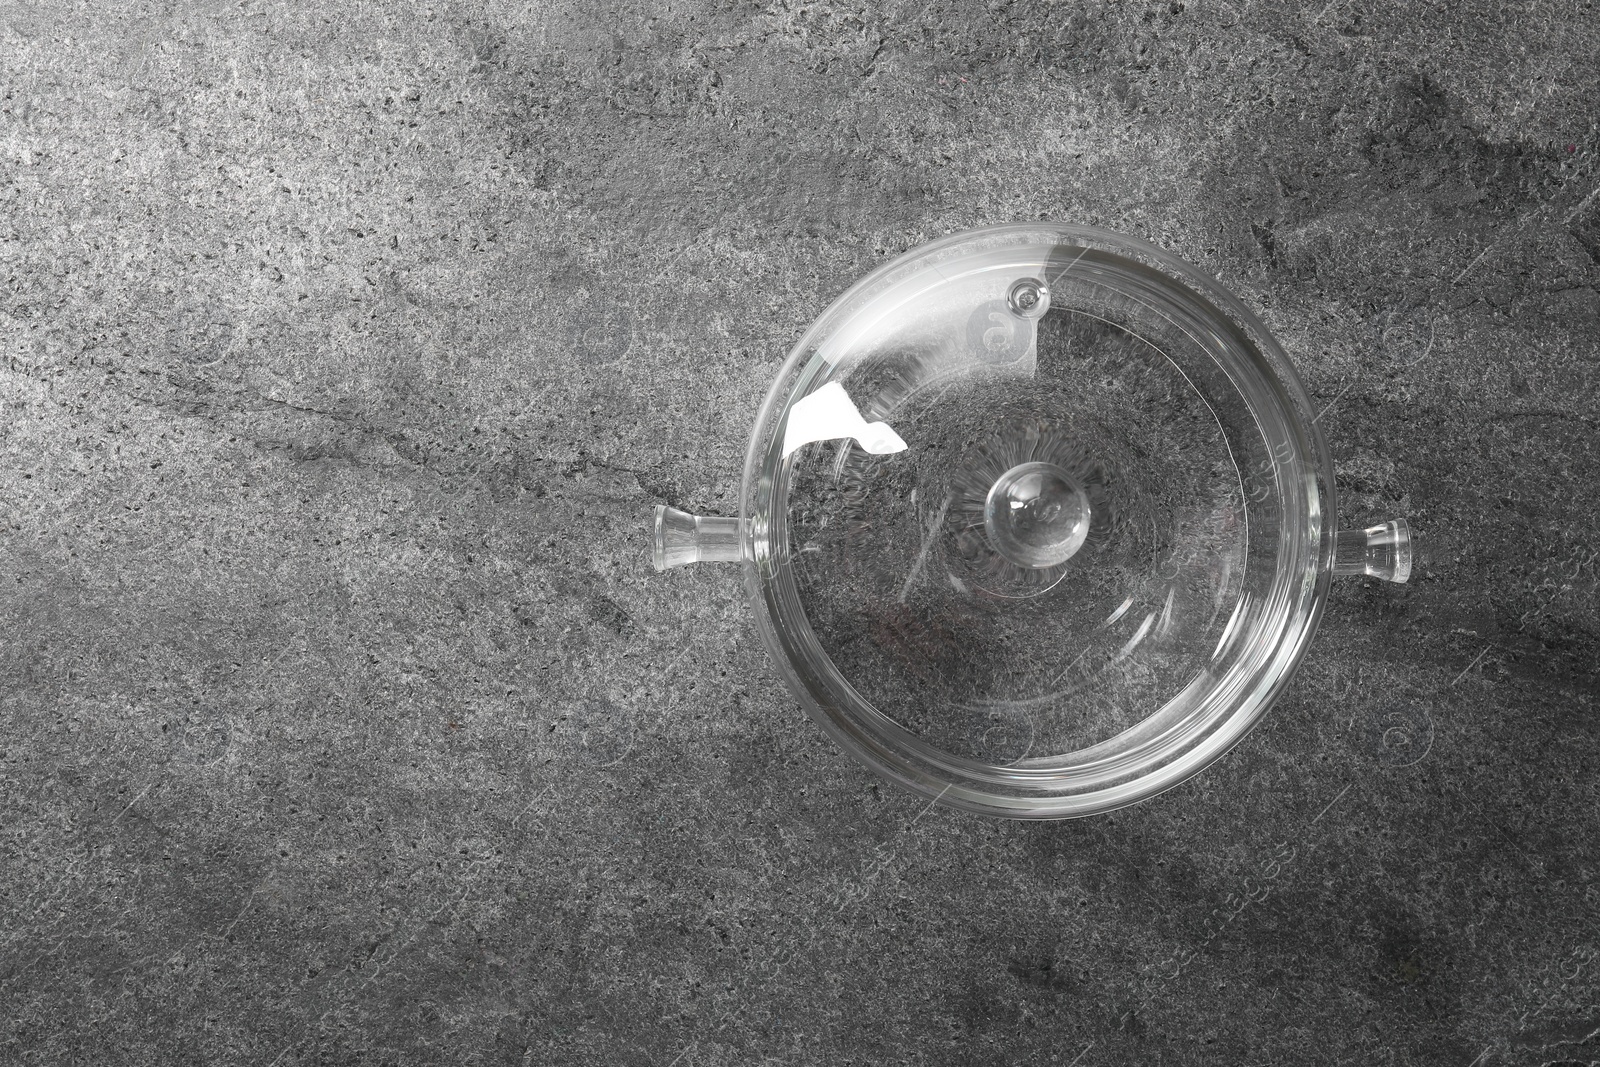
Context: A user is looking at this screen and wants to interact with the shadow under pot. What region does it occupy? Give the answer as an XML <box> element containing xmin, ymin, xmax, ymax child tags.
<box><xmin>653</xmin><ymin>223</ymin><xmax>1411</xmax><ymax>819</ymax></box>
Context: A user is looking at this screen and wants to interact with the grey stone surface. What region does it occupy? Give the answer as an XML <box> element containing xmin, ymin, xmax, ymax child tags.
<box><xmin>1</xmin><ymin>2</ymin><xmax>1597</xmax><ymax>1064</ymax></box>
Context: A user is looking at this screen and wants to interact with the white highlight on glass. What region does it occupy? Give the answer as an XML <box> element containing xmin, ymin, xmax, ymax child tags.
<box><xmin>781</xmin><ymin>381</ymin><xmax>909</xmax><ymax>458</ymax></box>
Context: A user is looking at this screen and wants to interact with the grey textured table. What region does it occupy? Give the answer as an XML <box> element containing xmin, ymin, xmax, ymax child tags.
<box><xmin>2</xmin><ymin>3</ymin><xmax>1597</xmax><ymax>1065</ymax></box>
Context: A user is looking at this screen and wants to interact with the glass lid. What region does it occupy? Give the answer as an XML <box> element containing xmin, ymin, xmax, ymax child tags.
<box><xmin>740</xmin><ymin>225</ymin><xmax>1333</xmax><ymax>815</ymax></box>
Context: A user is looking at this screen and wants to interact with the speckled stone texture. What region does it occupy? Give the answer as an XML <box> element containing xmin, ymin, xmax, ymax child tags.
<box><xmin>1</xmin><ymin>1</ymin><xmax>1596</xmax><ymax>1064</ymax></box>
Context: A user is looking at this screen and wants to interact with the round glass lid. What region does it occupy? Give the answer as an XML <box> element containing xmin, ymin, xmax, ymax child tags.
<box><xmin>744</xmin><ymin>225</ymin><xmax>1330</xmax><ymax>806</ymax></box>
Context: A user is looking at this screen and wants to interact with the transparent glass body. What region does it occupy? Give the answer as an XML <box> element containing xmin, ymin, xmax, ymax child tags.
<box><xmin>655</xmin><ymin>224</ymin><xmax>1410</xmax><ymax>819</ymax></box>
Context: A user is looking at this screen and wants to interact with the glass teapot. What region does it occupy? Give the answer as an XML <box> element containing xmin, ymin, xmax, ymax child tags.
<box><xmin>652</xmin><ymin>224</ymin><xmax>1410</xmax><ymax>819</ymax></box>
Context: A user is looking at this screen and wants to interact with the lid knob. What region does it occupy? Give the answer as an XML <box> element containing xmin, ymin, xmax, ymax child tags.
<box><xmin>984</xmin><ymin>461</ymin><xmax>1093</xmax><ymax>569</ymax></box>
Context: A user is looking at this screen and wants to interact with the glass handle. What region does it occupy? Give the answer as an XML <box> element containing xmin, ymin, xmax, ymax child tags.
<box><xmin>653</xmin><ymin>505</ymin><xmax>747</xmax><ymax>571</ymax></box>
<box><xmin>1333</xmin><ymin>519</ymin><xmax>1412</xmax><ymax>583</ymax></box>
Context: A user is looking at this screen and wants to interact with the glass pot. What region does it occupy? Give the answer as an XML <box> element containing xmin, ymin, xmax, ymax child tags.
<box><xmin>652</xmin><ymin>224</ymin><xmax>1410</xmax><ymax>819</ymax></box>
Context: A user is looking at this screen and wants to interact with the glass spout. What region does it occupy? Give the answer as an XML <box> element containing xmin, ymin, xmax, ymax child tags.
<box><xmin>1333</xmin><ymin>519</ymin><xmax>1412</xmax><ymax>583</ymax></box>
<box><xmin>653</xmin><ymin>505</ymin><xmax>747</xmax><ymax>570</ymax></box>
